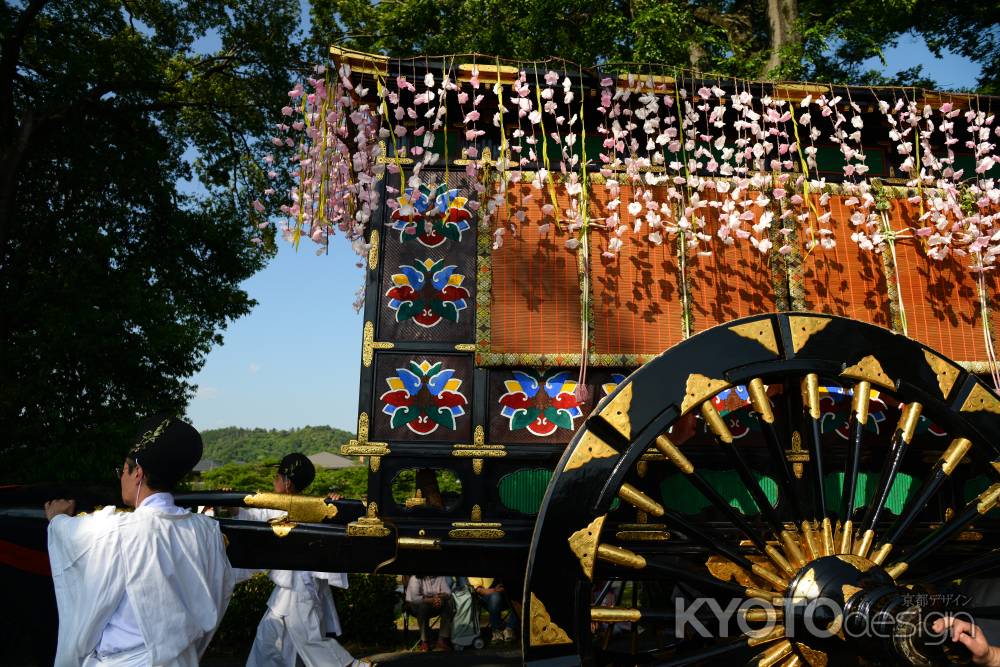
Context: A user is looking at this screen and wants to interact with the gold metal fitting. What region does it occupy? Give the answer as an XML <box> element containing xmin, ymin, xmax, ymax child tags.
<box><xmin>701</xmin><ymin>401</ymin><xmax>734</xmax><ymax>443</ymax></box>
<box><xmin>800</xmin><ymin>521</ymin><xmax>820</xmax><ymax>561</ymax></box>
<box><xmin>244</xmin><ymin>492</ymin><xmax>338</xmax><ymax>524</ymax></box>
<box><xmin>851</xmin><ymin>381</ymin><xmax>872</xmax><ymax>423</ymax></box>
<box><xmin>748</xmin><ymin>378</ymin><xmax>775</xmax><ymax>424</ymax></box>
<box><xmin>748</xmin><ymin>626</ymin><xmax>786</xmax><ymax>647</ymax></box>
<box><xmin>596</xmin><ymin>543</ymin><xmax>647</xmax><ymax>569</ymax></box>
<box><xmin>838</xmin><ymin>520</ymin><xmax>853</xmax><ymax>555</ymax></box>
<box><xmin>752</xmin><ymin>564</ymin><xmax>791</xmax><ymax>592</ymax></box>
<box><xmin>898</xmin><ymin>402</ymin><xmax>923</xmax><ymax>444</ymax></box>
<box><xmin>654</xmin><ymin>435</ymin><xmax>694</xmax><ymax>474</ymax></box>
<box><xmin>757</xmin><ymin>639</ymin><xmax>793</xmax><ymax>667</ymax></box>
<box><xmin>398</xmin><ymin>537</ymin><xmax>441</xmax><ymax>550</ymax></box>
<box><xmin>742</xmin><ymin>607</ymin><xmax>784</xmax><ymax>622</ymax></box>
<box><xmin>765</xmin><ymin>545</ymin><xmax>796</xmax><ymax>577</ymax></box>
<box><xmin>803</xmin><ymin>374</ymin><xmax>821</xmax><ymax>420</ymax></box>
<box><xmin>886</xmin><ymin>562</ymin><xmax>908</xmax><ymax>579</ymax></box>
<box><xmin>619</xmin><ymin>483</ymin><xmax>665</xmax><ymax>517</ymax></box>
<box><xmin>853</xmin><ymin>529</ymin><xmax>875</xmax><ymax>559</ymax></box>
<box><xmin>940</xmin><ymin>438</ymin><xmax>972</xmax><ymax>475</ymax></box>
<box><xmin>977</xmin><ymin>483</ymin><xmax>1000</xmax><ymax>515</ymax></box>
<box><xmin>821</xmin><ymin>518</ymin><xmax>835</xmax><ymax>557</ymax></box>
<box><xmin>780</xmin><ymin>530</ymin><xmax>807</xmax><ymax>569</ymax></box>
<box><xmin>870</xmin><ymin>543</ymin><xmax>893</xmax><ymax>565</ymax></box>
<box><xmin>590</xmin><ymin>607</ymin><xmax>642</xmax><ymax>623</ymax></box>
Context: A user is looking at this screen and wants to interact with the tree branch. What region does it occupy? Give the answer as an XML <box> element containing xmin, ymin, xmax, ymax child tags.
<box><xmin>1</xmin><ymin>0</ymin><xmax>51</xmax><ymax>138</ymax></box>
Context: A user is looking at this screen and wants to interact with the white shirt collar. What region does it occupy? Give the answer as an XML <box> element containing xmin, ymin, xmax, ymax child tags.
<box><xmin>136</xmin><ymin>492</ymin><xmax>184</xmax><ymax>514</ymax></box>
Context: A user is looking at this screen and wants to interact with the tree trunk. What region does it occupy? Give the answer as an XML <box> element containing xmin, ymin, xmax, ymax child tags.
<box><xmin>763</xmin><ymin>0</ymin><xmax>799</xmax><ymax>78</ymax></box>
<box><xmin>689</xmin><ymin>43</ymin><xmax>706</xmax><ymax>73</ymax></box>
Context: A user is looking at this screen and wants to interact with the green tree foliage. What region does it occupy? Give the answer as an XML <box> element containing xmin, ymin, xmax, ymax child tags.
<box><xmin>199</xmin><ymin>461</ymin><xmax>370</xmax><ymax>497</ymax></box>
<box><xmin>201</xmin><ymin>425</ymin><xmax>356</xmax><ymax>463</ymax></box>
<box><xmin>0</xmin><ymin>0</ymin><xmax>302</xmax><ymax>482</ymax></box>
<box><xmin>912</xmin><ymin>1</ymin><xmax>1000</xmax><ymax>93</ymax></box>
<box><xmin>308</xmin><ymin>0</ymin><xmax>933</xmax><ymax>83</ymax></box>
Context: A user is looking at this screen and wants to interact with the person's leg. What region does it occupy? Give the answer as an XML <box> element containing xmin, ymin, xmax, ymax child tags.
<box><xmin>246</xmin><ymin>610</ymin><xmax>289</xmax><ymax>667</ymax></box>
<box><xmin>285</xmin><ymin>600</ymin><xmax>356</xmax><ymax>667</ymax></box>
<box><xmin>482</xmin><ymin>592</ymin><xmax>504</xmax><ymax>630</ymax></box>
<box><xmin>408</xmin><ymin>601</ymin><xmax>432</xmax><ymax>643</ymax></box>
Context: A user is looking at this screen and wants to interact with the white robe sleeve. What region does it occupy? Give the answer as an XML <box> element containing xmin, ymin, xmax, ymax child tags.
<box><xmin>48</xmin><ymin>508</ymin><xmax>128</xmax><ymax>667</ymax></box>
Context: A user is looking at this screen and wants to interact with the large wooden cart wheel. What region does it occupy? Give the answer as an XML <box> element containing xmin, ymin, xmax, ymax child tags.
<box><xmin>523</xmin><ymin>313</ymin><xmax>1000</xmax><ymax>666</ymax></box>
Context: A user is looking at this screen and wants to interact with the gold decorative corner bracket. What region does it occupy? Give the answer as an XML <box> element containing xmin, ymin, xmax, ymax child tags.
<box><xmin>599</xmin><ymin>383</ymin><xmax>633</xmax><ymax>439</ymax></box>
<box><xmin>788</xmin><ymin>316</ymin><xmax>832</xmax><ymax>354</ymax></box>
<box><xmin>961</xmin><ymin>383</ymin><xmax>1000</xmax><ymax>415</ymax></box>
<box><xmin>564</xmin><ymin>431</ymin><xmax>619</xmax><ymax>471</ymax></box>
<box><xmin>454</xmin><ymin>343</ymin><xmax>476</xmax><ymax>352</ymax></box>
<box><xmin>529</xmin><ymin>593</ymin><xmax>572</xmax><ymax>646</ymax></box>
<box><xmin>729</xmin><ymin>320</ymin><xmax>780</xmax><ymax>356</ymax></box>
<box><xmin>680</xmin><ymin>374</ymin><xmax>729</xmax><ymax>414</ymax></box>
<box><xmin>342</xmin><ymin>413</ymin><xmax>391</xmax><ymax>456</ymax></box>
<box><xmin>568</xmin><ymin>515</ymin><xmax>607</xmax><ymax>580</ymax></box>
<box><xmin>841</xmin><ymin>355</ymin><xmax>894</xmax><ymax>390</ymax></box>
<box><xmin>923</xmin><ymin>349</ymin><xmax>961</xmax><ymax>399</ymax></box>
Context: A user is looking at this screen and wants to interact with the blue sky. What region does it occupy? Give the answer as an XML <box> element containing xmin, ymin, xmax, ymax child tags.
<box><xmin>184</xmin><ymin>32</ymin><xmax>982</xmax><ymax>433</ymax></box>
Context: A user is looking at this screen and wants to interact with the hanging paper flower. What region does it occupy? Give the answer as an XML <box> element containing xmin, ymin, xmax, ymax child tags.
<box><xmin>380</xmin><ymin>360</ymin><xmax>468</xmax><ymax>435</ymax></box>
<box><xmin>385</xmin><ymin>258</ymin><xmax>470</xmax><ymax>327</ymax></box>
<box><xmin>389</xmin><ymin>183</ymin><xmax>472</xmax><ymax>247</ymax></box>
<box><xmin>499</xmin><ymin>370</ymin><xmax>583</xmax><ymax>437</ymax></box>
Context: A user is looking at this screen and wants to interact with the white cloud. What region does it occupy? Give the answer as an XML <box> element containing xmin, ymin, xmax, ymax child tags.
<box><xmin>248</xmin><ymin>363</ymin><xmax>261</xmax><ymax>375</ymax></box>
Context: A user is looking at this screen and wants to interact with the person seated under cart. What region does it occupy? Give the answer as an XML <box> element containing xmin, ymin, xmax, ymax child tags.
<box><xmin>405</xmin><ymin>575</ymin><xmax>454</xmax><ymax>652</ymax></box>
<box><xmin>468</xmin><ymin>577</ymin><xmax>516</xmax><ymax>643</ymax></box>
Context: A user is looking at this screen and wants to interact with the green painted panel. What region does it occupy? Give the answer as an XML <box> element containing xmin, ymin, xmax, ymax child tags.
<box><xmin>498</xmin><ymin>468</ymin><xmax>552</xmax><ymax>514</ymax></box>
<box><xmin>815</xmin><ymin>146</ymin><xmax>887</xmax><ymax>177</ymax></box>
<box><xmin>953</xmin><ymin>154</ymin><xmax>1000</xmax><ymax>180</ymax></box>
<box><xmin>660</xmin><ymin>471</ymin><xmax>778</xmax><ymax>516</ymax></box>
<box><xmin>823</xmin><ymin>471</ymin><xmax>916</xmax><ymax>515</ymax></box>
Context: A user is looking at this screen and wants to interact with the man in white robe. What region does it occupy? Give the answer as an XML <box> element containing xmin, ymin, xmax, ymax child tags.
<box><xmin>44</xmin><ymin>414</ymin><xmax>235</xmax><ymax>667</ymax></box>
<box><xmin>240</xmin><ymin>453</ymin><xmax>360</xmax><ymax>667</ymax></box>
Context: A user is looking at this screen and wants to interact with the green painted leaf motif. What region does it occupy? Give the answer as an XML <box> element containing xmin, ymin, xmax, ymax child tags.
<box><xmin>390</xmin><ymin>406</ymin><xmax>421</xmax><ymax>429</ymax></box>
<box><xmin>401</xmin><ymin>225</ymin><xmax>419</xmax><ymax>242</ymax></box>
<box><xmin>510</xmin><ymin>408</ymin><xmax>540</xmax><ymax>431</ymax></box>
<box><xmin>435</xmin><ymin>219</ymin><xmax>460</xmax><ymax>240</ymax></box>
<box><xmin>543</xmin><ymin>406</ymin><xmax>573</xmax><ymax>431</ymax></box>
<box><xmin>436</xmin><ymin>301</ymin><xmax>460</xmax><ymax>322</ymax></box>
<box><xmin>395</xmin><ymin>300</ymin><xmax>424</xmax><ymax>322</ymax></box>
<box><xmin>428</xmin><ymin>407</ymin><xmax>456</xmax><ymax>430</ymax></box>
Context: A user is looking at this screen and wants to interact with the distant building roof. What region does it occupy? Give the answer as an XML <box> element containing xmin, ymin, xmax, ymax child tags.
<box><xmin>193</xmin><ymin>458</ymin><xmax>220</xmax><ymax>473</ymax></box>
<box><xmin>307</xmin><ymin>452</ymin><xmax>360</xmax><ymax>469</ymax></box>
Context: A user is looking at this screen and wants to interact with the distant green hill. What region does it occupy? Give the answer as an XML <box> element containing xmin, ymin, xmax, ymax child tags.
<box><xmin>200</xmin><ymin>425</ymin><xmax>355</xmax><ymax>464</ymax></box>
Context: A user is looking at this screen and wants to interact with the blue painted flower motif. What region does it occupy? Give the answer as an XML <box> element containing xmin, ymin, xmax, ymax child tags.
<box><xmin>499</xmin><ymin>370</ymin><xmax>584</xmax><ymax>437</ymax></box>
<box><xmin>390</xmin><ymin>183</ymin><xmax>472</xmax><ymax>247</ymax></box>
<box><xmin>386</xmin><ymin>258</ymin><xmax>470</xmax><ymax>327</ymax></box>
<box><xmin>380</xmin><ymin>360</ymin><xmax>468</xmax><ymax>435</ymax></box>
